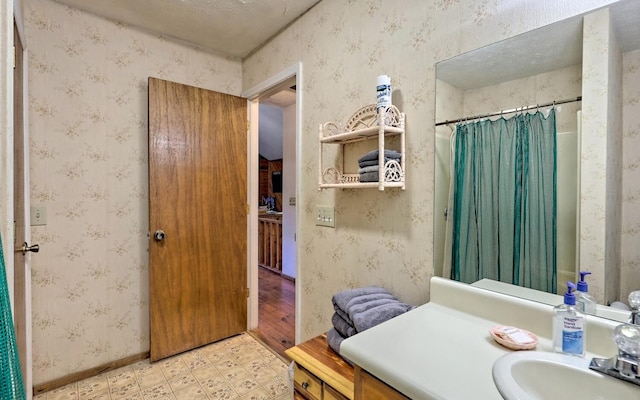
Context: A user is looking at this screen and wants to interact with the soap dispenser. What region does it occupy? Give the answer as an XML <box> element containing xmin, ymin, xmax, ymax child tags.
<box><xmin>553</xmin><ymin>281</ymin><xmax>586</xmax><ymax>357</ymax></box>
<box><xmin>576</xmin><ymin>271</ymin><xmax>597</xmax><ymax>315</ymax></box>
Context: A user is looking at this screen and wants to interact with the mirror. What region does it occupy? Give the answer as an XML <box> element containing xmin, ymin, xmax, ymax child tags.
<box><xmin>433</xmin><ymin>0</ymin><xmax>640</xmax><ymax>321</ymax></box>
<box><xmin>471</xmin><ymin>278</ymin><xmax>630</xmax><ymax>323</ymax></box>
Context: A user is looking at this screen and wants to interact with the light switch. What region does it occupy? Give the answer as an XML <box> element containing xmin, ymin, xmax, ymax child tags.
<box><xmin>31</xmin><ymin>205</ymin><xmax>47</xmax><ymax>226</ymax></box>
<box><xmin>316</xmin><ymin>206</ymin><xmax>335</xmax><ymax>228</ymax></box>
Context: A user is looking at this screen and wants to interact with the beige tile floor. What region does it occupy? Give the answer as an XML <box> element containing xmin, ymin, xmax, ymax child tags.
<box><xmin>34</xmin><ymin>333</ymin><xmax>292</xmax><ymax>400</ymax></box>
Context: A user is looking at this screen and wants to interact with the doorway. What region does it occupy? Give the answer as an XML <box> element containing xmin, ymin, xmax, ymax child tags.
<box><xmin>13</xmin><ymin>16</ymin><xmax>33</xmax><ymax>399</ymax></box>
<box><xmin>255</xmin><ymin>89</ymin><xmax>296</xmax><ymax>358</ymax></box>
<box><xmin>243</xmin><ymin>64</ymin><xmax>301</xmax><ymax>358</ymax></box>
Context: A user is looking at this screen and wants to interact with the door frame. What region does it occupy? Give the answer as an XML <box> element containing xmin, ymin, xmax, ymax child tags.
<box><xmin>11</xmin><ymin>1</ymin><xmax>32</xmax><ymax>397</ymax></box>
<box><xmin>242</xmin><ymin>62</ymin><xmax>302</xmax><ymax>344</ymax></box>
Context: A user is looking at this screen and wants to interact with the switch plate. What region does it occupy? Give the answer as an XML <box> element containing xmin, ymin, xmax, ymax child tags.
<box><xmin>316</xmin><ymin>206</ymin><xmax>335</xmax><ymax>228</ymax></box>
<box><xmin>31</xmin><ymin>205</ymin><xmax>47</xmax><ymax>226</ymax></box>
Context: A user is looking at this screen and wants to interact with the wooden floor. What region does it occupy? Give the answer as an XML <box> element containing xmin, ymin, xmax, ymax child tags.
<box><xmin>251</xmin><ymin>267</ymin><xmax>295</xmax><ymax>361</ymax></box>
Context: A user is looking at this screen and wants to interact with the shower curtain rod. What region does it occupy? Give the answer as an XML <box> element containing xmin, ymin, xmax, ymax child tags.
<box><xmin>434</xmin><ymin>96</ymin><xmax>582</xmax><ymax>127</ymax></box>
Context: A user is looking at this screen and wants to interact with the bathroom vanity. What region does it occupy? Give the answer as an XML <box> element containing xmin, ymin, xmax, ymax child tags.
<box><xmin>285</xmin><ymin>333</ymin><xmax>354</xmax><ymax>400</ymax></box>
<box><xmin>340</xmin><ymin>277</ymin><xmax>630</xmax><ymax>400</ymax></box>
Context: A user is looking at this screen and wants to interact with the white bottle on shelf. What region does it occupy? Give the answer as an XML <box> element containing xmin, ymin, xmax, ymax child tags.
<box><xmin>376</xmin><ymin>75</ymin><xmax>391</xmax><ymax>125</ymax></box>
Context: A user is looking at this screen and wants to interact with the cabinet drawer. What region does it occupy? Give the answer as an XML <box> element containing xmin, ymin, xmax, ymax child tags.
<box><xmin>293</xmin><ymin>363</ymin><xmax>322</xmax><ymax>400</ymax></box>
<box><xmin>324</xmin><ymin>383</ymin><xmax>348</xmax><ymax>400</ymax></box>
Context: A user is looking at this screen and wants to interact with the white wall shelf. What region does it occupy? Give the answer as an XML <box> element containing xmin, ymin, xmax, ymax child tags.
<box><xmin>318</xmin><ymin>104</ymin><xmax>406</xmax><ymax>191</ymax></box>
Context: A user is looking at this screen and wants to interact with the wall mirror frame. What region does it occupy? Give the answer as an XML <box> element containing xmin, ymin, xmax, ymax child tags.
<box><xmin>433</xmin><ymin>0</ymin><xmax>640</xmax><ymax>322</ymax></box>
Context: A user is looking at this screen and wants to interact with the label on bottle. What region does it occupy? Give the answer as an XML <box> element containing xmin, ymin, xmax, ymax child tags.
<box><xmin>376</xmin><ymin>84</ymin><xmax>391</xmax><ymax>109</ymax></box>
<box><xmin>561</xmin><ymin>316</ymin><xmax>584</xmax><ymax>355</ymax></box>
<box><xmin>376</xmin><ymin>76</ymin><xmax>392</xmax><ymax>126</ymax></box>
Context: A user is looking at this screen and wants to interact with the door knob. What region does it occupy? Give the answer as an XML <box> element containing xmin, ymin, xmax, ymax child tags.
<box><xmin>21</xmin><ymin>242</ymin><xmax>39</xmax><ymax>255</ymax></box>
<box><xmin>154</xmin><ymin>230</ymin><xmax>166</xmax><ymax>242</ymax></box>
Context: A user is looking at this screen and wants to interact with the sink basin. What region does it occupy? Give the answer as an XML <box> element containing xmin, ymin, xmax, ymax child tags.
<box><xmin>492</xmin><ymin>351</ymin><xmax>640</xmax><ymax>400</ymax></box>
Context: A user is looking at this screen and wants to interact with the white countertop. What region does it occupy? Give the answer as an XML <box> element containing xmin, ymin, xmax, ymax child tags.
<box><xmin>340</xmin><ymin>277</ymin><xmax>618</xmax><ymax>400</ymax></box>
<box><xmin>342</xmin><ymin>303</ymin><xmax>511</xmax><ymax>399</ymax></box>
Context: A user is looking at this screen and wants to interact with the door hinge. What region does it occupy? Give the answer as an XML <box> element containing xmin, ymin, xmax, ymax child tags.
<box><xmin>247</xmin><ymin>204</ymin><xmax>250</xmax><ymax>215</ymax></box>
<box><xmin>246</xmin><ymin>120</ymin><xmax>249</xmax><ymax>132</ymax></box>
<box><xmin>13</xmin><ymin>45</ymin><xmax>16</xmax><ymax>69</ymax></box>
<box><xmin>246</xmin><ymin>287</ymin><xmax>250</xmax><ymax>298</ymax></box>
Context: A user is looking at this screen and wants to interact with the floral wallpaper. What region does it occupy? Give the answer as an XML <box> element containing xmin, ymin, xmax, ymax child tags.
<box><xmin>24</xmin><ymin>0</ymin><xmax>242</xmax><ymax>384</ymax></box>
<box><xmin>581</xmin><ymin>8</ymin><xmax>623</xmax><ymax>306</ymax></box>
<box><xmin>242</xmin><ymin>0</ymin><xmax>628</xmax><ymax>342</ymax></box>
<box><xmin>20</xmin><ymin>0</ymin><xmax>639</xmax><ymax>388</ymax></box>
<box><xmin>621</xmin><ymin>49</ymin><xmax>640</xmax><ymax>303</ymax></box>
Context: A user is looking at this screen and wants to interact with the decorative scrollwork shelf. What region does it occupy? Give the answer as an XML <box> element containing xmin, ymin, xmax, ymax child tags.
<box><xmin>318</xmin><ymin>104</ymin><xmax>406</xmax><ymax>191</ymax></box>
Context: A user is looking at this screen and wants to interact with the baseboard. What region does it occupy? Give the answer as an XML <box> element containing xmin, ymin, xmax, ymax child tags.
<box><xmin>281</xmin><ymin>273</ymin><xmax>295</xmax><ymax>283</ymax></box>
<box><xmin>33</xmin><ymin>351</ymin><xmax>149</xmax><ymax>396</ymax></box>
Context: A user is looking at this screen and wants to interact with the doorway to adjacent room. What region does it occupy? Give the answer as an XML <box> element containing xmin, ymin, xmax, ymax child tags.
<box><xmin>244</xmin><ymin>64</ymin><xmax>301</xmax><ymax>359</ymax></box>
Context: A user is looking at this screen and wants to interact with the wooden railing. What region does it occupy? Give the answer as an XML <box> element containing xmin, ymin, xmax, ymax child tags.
<box><xmin>258</xmin><ymin>215</ymin><xmax>282</xmax><ymax>273</ymax></box>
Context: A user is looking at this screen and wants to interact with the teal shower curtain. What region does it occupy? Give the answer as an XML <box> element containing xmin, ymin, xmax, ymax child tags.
<box><xmin>449</xmin><ymin>110</ymin><xmax>557</xmax><ymax>293</ymax></box>
<box><xmin>0</xmin><ymin>234</ymin><xmax>26</xmax><ymax>400</ymax></box>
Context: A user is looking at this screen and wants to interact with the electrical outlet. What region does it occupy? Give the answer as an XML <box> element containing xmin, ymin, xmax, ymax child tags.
<box><xmin>316</xmin><ymin>206</ymin><xmax>335</xmax><ymax>228</ymax></box>
<box><xmin>31</xmin><ymin>205</ymin><xmax>47</xmax><ymax>226</ymax></box>
<box><xmin>289</xmin><ymin>197</ymin><xmax>296</xmax><ymax>206</ymax></box>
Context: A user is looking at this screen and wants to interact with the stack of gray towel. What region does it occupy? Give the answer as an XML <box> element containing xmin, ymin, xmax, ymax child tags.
<box><xmin>327</xmin><ymin>286</ymin><xmax>414</xmax><ymax>359</ymax></box>
<box><xmin>358</xmin><ymin>149</ymin><xmax>401</xmax><ymax>182</ymax></box>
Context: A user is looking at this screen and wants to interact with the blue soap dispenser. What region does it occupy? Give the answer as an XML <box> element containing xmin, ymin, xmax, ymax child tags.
<box><xmin>552</xmin><ymin>281</ymin><xmax>586</xmax><ymax>357</ymax></box>
<box><xmin>576</xmin><ymin>271</ymin><xmax>597</xmax><ymax>315</ymax></box>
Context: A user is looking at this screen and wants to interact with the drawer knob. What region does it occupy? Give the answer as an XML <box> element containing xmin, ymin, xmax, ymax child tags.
<box><xmin>301</xmin><ymin>381</ymin><xmax>309</xmax><ymax>390</ymax></box>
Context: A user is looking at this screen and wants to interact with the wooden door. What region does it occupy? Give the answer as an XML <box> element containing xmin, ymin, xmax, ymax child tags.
<box><xmin>13</xmin><ymin>20</ymin><xmax>32</xmax><ymax>398</ymax></box>
<box><xmin>148</xmin><ymin>77</ymin><xmax>248</xmax><ymax>361</ymax></box>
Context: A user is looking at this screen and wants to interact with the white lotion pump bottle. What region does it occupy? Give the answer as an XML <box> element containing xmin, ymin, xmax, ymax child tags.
<box><xmin>576</xmin><ymin>271</ymin><xmax>597</xmax><ymax>315</ymax></box>
<box><xmin>553</xmin><ymin>281</ymin><xmax>586</xmax><ymax>357</ymax></box>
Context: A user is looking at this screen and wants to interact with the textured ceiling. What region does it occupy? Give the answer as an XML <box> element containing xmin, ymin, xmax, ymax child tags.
<box><xmin>51</xmin><ymin>0</ymin><xmax>321</xmax><ymax>58</ymax></box>
<box><xmin>437</xmin><ymin>0</ymin><xmax>640</xmax><ymax>90</ymax></box>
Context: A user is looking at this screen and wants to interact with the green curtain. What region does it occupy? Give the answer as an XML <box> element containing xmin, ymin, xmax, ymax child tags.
<box><xmin>450</xmin><ymin>110</ymin><xmax>557</xmax><ymax>293</ymax></box>
<box><xmin>0</xmin><ymin>234</ymin><xmax>26</xmax><ymax>400</ymax></box>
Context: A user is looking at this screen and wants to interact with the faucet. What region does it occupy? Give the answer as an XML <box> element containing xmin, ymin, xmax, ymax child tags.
<box><xmin>589</xmin><ymin>291</ymin><xmax>640</xmax><ymax>386</ymax></box>
<box><xmin>631</xmin><ymin>290</ymin><xmax>640</xmax><ymax>325</ymax></box>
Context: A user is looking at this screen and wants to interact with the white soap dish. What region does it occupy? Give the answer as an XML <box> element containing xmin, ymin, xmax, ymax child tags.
<box><xmin>489</xmin><ymin>325</ymin><xmax>538</xmax><ymax>350</ymax></box>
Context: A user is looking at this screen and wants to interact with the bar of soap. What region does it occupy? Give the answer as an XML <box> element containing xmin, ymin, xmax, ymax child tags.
<box><xmin>489</xmin><ymin>325</ymin><xmax>538</xmax><ymax>350</ymax></box>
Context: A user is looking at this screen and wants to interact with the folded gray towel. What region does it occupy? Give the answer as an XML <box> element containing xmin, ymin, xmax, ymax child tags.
<box><xmin>332</xmin><ymin>312</ymin><xmax>356</xmax><ymax>338</ymax></box>
<box><xmin>359</xmin><ymin>157</ymin><xmax>398</xmax><ymax>168</ymax></box>
<box><xmin>344</xmin><ymin>292</ymin><xmax>397</xmax><ymax>313</ymax></box>
<box><xmin>326</xmin><ymin>328</ymin><xmax>353</xmax><ymax>365</ymax></box>
<box><xmin>334</xmin><ymin>305</ymin><xmax>351</xmax><ymax>326</ymax></box>
<box><xmin>346</xmin><ymin>296</ymin><xmax>401</xmax><ymax>320</ymax></box>
<box><xmin>357</xmin><ymin>149</ymin><xmax>401</xmax><ymax>163</ymax></box>
<box><xmin>358</xmin><ymin>165</ymin><xmax>379</xmax><ymax>174</ymax></box>
<box><xmin>351</xmin><ymin>302</ymin><xmax>415</xmax><ymax>333</ymax></box>
<box><xmin>359</xmin><ymin>171</ymin><xmax>378</xmax><ymax>182</ymax></box>
<box><xmin>332</xmin><ymin>286</ymin><xmax>391</xmax><ymax>314</ymax></box>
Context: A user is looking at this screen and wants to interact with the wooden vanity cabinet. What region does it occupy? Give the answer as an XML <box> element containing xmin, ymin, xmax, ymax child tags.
<box><xmin>285</xmin><ymin>334</ymin><xmax>353</xmax><ymax>400</ymax></box>
<box><xmin>286</xmin><ymin>333</ymin><xmax>408</xmax><ymax>400</ymax></box>
<box><xmin>293</xmin><ymin>363</ymin><xmax>323</xmax><ymax>399</ymax></box>
<box><xmin>353</xmin><ymin>366</ymin><xmax>410</xmax><ymax>400</ymax></box>
<box><xmin>323</xmin><ymin>383</ymin><xmax>349</xmax><ymax>400</ymax></box>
